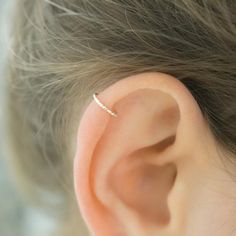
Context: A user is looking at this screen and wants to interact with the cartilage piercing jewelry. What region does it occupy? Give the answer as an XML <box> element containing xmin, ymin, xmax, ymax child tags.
<box><xmin>93</xmin><ymin>93</ymin><xmax>118</xmax><ymax>117</ymax></box>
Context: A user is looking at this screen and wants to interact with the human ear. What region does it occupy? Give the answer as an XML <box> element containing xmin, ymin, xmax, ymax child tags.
<box><xmin>73</xmin><ymin>72</ymin><xmax>215</xmax><ymax>236</ymax></box>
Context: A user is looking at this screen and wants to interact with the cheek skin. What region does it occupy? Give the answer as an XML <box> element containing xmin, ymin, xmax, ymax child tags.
<box><xmin>184</xmin><ymin>166</ymin><xmax>236</xmax><ymax>236</ymax></box>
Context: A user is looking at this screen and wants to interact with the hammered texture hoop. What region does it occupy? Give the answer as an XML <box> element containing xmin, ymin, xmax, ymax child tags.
<box><xmin>93</xmin><ymin>93</ymin><xmax>118</xmax><ymax>117</ymax></box>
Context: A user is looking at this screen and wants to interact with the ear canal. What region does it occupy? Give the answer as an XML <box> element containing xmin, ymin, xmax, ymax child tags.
<box><xmin>109</xmin><ymin>159</ymin><xmax>177</xmax><ymax>225</ymax></box>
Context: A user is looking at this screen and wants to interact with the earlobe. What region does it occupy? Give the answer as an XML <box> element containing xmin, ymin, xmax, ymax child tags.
<box><xmin>74</xmin><ymin>72</ymin><xmax>209</xmax><ymax>236</ymax></box>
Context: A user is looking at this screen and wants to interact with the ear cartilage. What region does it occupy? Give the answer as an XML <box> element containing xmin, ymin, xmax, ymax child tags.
<box><xmin>93</xmin><ymin>93</ymin><xmax>118</xmax><ymax>118</ymax></box>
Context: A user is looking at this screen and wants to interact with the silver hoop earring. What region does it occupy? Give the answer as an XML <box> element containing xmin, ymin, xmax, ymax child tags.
<box><xmin>93</xmin><ymin>93</ymin><xmax>118</xmax><ymax>117</ymax></box>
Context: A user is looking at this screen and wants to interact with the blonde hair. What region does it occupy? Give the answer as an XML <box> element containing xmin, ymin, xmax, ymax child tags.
<box><xmin>5</xmin><ymin>0</ymin><xmax>236</xmax><ymax>235</ymax></box>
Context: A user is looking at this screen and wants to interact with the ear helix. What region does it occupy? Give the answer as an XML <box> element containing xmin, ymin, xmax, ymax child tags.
<box><xmin>93</xmin><ymin>92</ymin><xmax>118</xmax><ymax>117</ymax></box>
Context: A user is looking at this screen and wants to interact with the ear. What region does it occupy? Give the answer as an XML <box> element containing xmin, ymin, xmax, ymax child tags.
<box><xmin>73</xmin><ymin>72</ymin><xmax>216</xmax><ymax>236</ymax></box>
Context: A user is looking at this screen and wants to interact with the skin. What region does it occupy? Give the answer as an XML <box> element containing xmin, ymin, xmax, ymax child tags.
<box><xmin>73</xmin><ymin>72</ymin><xmax>236</xmax><ymax>236</ymax></box>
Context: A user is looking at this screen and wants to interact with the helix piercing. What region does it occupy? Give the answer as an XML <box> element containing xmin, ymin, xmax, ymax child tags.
<box><xmin>93</xmin><ymin>93</ymin><xmax>118</xmax><ymax>117</ymax></box>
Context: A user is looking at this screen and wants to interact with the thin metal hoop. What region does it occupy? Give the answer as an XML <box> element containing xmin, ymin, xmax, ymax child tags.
<box><xmin>93</xmin><ymin>93</ymin><xmax>118</xmax><ymax>117</ymax></box>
